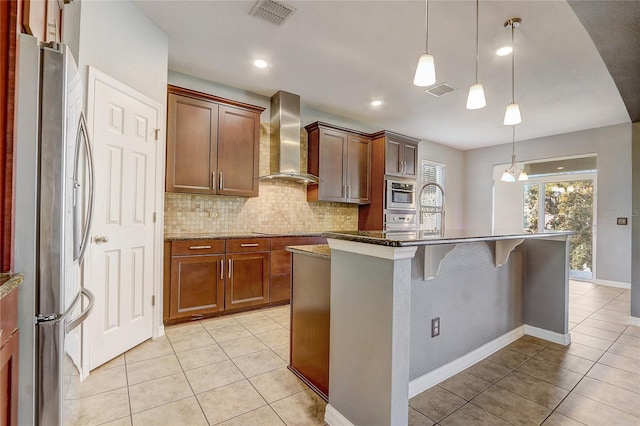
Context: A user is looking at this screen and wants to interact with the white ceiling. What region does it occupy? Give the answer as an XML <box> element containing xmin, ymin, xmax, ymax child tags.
<box><xmin>133</xmin><ymin>0</ymin><xmax>630</xmax><ymax>150</ymax></box>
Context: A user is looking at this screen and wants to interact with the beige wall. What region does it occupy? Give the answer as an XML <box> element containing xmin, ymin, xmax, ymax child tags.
<box><xmin>164</xmin><ymin>124</ymin><xmax>358</xmax><ymax>234</ymax></box>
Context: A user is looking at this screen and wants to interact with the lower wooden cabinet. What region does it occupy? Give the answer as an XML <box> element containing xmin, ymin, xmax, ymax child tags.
<box><xmin>225</xmin><ymin>252</ymin><xmax>269</xmax><ymax>310</ymax></box>
<box><xmin>0</xmin><ymin>284</ymin><xmax>19</xmax><ymax>426</ymax></box>
<box><xmin>270</xmin><ymin>236</ymin><xmax>327</xmax><ymax>304</ymax></box>
<box><xmin>289</xmin><ymin>249</ymin><xmax>331</xmax><ymax>400</ymax></box>
<box><xmin>0</xmin><ymin>329</ymin><xmax>19</xmax><ymax>426</ymax></box>
<box><xmin>169</xmin><ymin>254</ymin><xmax>225</xmax><ymax>319</ymax></box>
<box><xmin>165</xmin><ymin>237</ymin><xmax>273</xmax><ymax>322</ymax></box>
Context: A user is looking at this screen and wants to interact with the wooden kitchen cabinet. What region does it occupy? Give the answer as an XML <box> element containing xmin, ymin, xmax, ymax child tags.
<box><xmin>289</xmin><ymin>248</ymin><xmax>331</xmax><ymax>400</ymax></box>
<box><xmin>165</xmin><ymin>237</ymin><xmax>271</xmax><ymax>322</ymax></box>
<box><xmin>306</xmin><ymin>122</ymin><xmax>371</xmax><ymax>204</ymax></box>
<box><xmin>168</xmin><ymin>240</ymin><xmax>226</xmax><ymax>320</ymax></box>
<box><xmin>1</xmin><ymin>284</ymin><xmax>19</xmax><ymax>426</ymax></box>
<box><xmin>270</xmin><ymin>236</ymin><xmax>327</xmax><ymax>303</ymax></box>
<box><xmin>378</xmin><ymin>131</ymin><xmax>419</xmax><ymax>179</ymax></box>
<box><xmin>165</xmin><ymin>86</ymin><xmax>264</xmax><ymax>197</ymax></box>
<box><xmin>358</xmin><ymin>131</ymin><xmax>421</xmax><ymax>230</ymax></box>
<box><xmin>225</xmin><ymin>238</ymin><xmax>270</xmax><ymax>310</ymax></box>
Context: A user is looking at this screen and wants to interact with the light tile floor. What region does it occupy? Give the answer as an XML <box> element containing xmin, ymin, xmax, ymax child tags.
<box><xmin>64</xmin><ymin>281</ymin><xmax>640</xmax><ymax>425</ymax></box>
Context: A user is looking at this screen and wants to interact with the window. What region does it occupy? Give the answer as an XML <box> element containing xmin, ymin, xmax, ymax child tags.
<box><xmin>419</xmin><ymin>160</ymin><xmax>445</xmax><ymax>233</ymax></box>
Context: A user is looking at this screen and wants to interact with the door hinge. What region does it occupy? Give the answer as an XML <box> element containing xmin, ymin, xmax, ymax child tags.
<box><xmin>152</xmin><ymin>295</ymin><xmax>156</xmax><ymax>306</ymax></box>
<box><xmin>154</xmin><ymin>129</ymin><xmax>160</xmax><ymax>140</ymax></box>
<box><xmin>153</xmin><ymin>212</ymin><xmax>156</xmax><ymax>223</ymax></box>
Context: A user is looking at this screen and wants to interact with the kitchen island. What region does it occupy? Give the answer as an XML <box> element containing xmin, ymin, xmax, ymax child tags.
<box><xmin>321</xmin><ymin>230</ymin><xmax>572</xmax><ymax>426</ymax></box>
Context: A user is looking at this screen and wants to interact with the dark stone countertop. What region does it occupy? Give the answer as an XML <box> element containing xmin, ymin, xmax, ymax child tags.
<box><xmin>165</xmin><ymin>231</ymin><xmax>324</xmax><ymax>241</ymax></box>
<box><xmin>286</xmin><ymin>244</ymin><xmax>331</xmax><ymax>259</ymax></box>
<box><xmin>322</xmin><ymin>230</ymin><xmax>574</xmax><ymax>247</ymax></box>
<box><xmin>0</xmin><ymin>273</ymin><xmax>24</xmax><ymax>300</ymax></box>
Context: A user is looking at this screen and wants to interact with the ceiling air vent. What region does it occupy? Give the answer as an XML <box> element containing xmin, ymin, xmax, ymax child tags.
<box><xmin>249</xmin><ymin>0</ymin><xmax>297</xmax><ymax>26</ymax></box>
<box><xmin>425</xmin><ymin>83</ymin><xmax>455</xmax><ymax>97</ymax></box>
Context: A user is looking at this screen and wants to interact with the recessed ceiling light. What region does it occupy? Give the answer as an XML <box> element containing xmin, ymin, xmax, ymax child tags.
<box><xmin>496</xmin><ymin>46</ymin><xmax>513</xmax><ymax>56</ymax></box>
<box><xmin>254</xmin><ymin>59</ymin><xmax>268</xmax><ymax>68</ymax></box>
<box><xmin>371</xmin><ymin>100</ymin><xmax>382</xmax><ymax>107</ymax></box>
<box><xmin>557</xmin><ymin>166</ymin><xmax>565</xmax><ymax>170</ymax></box>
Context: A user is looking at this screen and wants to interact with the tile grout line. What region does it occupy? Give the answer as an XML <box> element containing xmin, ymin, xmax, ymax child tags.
<box><xmin>540</xmin><ymin>300</ymin><xmax>636</xmax><ymax>425</ymax></box>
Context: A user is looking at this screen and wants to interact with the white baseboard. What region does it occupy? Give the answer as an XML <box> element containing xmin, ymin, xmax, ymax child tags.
<box><xmin>324</xmin><ymin>404</ymin><xmax>355</xmax><ymax>426</ymax></box>
<box><xmin>629</xmin><ymin>316</ymin><xmax>640</xmax><ymax>327</ymax></box>
<box><xmin>592</xmin><ymin>279</ymin><xmax>631</xmax><ymax>290</ymax></box>
<box><xmin>524</xmin><ymin>325</ymin><xmax>571</xmax><ymax>345</ymax></box>
<box><xmin>408</xmin><ymin>326</ymin><xmax>525</xmax><ymax>398</ymax></box>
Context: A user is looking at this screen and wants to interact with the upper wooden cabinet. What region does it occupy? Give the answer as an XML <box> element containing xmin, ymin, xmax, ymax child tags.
<box><xmin>306</xmin><ymin>122</ymin><xmax>371</xmax><ymax>205</ymax></box>
<box><xmin>165</xmin><ymin>86</ymin><xmax>264</xmax><ymax>197</ymax></box>
<box><xmin>377</xmin><ymin>131</ymin><xmax>420</xmax><ymax>179</ymax></box>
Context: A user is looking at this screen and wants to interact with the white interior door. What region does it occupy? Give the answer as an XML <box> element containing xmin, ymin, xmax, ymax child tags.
<box><xmin>86</xmin><ymin>71</ymin><xmax>161</xmax><ymax>369</ymax></box>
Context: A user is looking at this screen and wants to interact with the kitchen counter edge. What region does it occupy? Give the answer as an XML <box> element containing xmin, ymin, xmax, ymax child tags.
<box><xmin>0</xmin><ymin>273</ymin><xmax>24</xmax><ymax>300</ymax></box>
<box><xmin>165</xmin><ymin>232</ymin><xmax>324</xmax><ymax>241</ymax></box>
<box><xmin>286</xmin><ymin>244</ymin><xmax>331</xmax><ymax>259</ymax></box>
<box><xmin>322</xmin><ymin>231</ymin><xmax>575</xmax><ymax>247</ymax></box>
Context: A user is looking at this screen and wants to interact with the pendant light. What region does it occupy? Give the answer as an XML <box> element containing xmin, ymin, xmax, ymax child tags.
<box><xmin>466</xmin><ymin>0</ymin><xmax>486</xmax><ymax>109</ymax></box>
<box><xmin>500</xmin><ymin>126</ymin><xmax>528</xmax><ymax>182</ymax></box>
<box><xmin>503</xmin><ymin>18</ymin><xmax>522</xmax><ymax>125</ymax></box>
<box><xmin>413</xmin><ymin>0</ymin><xmax>436</xmax><ymax>87</ymax></box>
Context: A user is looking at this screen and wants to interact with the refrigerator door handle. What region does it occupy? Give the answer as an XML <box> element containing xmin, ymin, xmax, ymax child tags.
<box><xmin>73</xmin><ymin>112</ymin><xmax>95</xmax><ymax>263</ymax></box>
<box><xmin>36</xmin><ymin>289</ymin><xmax>81</xmax><ymax>325</ymax></box>
<box><xmin>66</xmin><ymin>288</ymin><xmax>95</xmax><ymax>333</ymax></box>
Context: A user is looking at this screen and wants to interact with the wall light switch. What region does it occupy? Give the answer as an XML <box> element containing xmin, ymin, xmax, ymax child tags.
<box><xmin>617</xmin><ymin>217</ymin><xmax>628</xmax><ymax>225</ymax></box>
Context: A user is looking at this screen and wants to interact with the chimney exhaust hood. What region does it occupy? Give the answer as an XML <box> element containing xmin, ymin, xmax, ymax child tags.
<box><xmin>260</xmin><ymin>91</ymin><xmax>319</xmax><ymax>184</ymax></box>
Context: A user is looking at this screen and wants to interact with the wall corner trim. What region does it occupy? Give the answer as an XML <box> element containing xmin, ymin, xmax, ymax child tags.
<box><xmin>523</xmin><ymin>325</ymin><xmax>571</xmax><ymax>345</ymax></box>
<box><xmin>324</xmin><ymin>404</ymin><xmax>355</xmax><ymax>426</ymax></box>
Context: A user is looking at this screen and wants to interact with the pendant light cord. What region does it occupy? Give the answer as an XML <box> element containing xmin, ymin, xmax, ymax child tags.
<box><xmin>474</xmin><ymin>0</ymin><xmax>479</xmax><ymax>83</ymax></box>
<box><xmin>425</xmin><ymin>0</ymin><xmax>429</xmax><ymax>53</ymax></box>
<box><xmin>511</xmin><ymin>19</ymin><xmax>515</xmax><ymax>103</ymax></box>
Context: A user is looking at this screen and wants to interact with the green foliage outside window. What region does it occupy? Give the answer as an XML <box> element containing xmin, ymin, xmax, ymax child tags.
<box><xmin>523</xmin><ymin>180</ymin><xmax>593</xmax><ymax>272</ymax></box>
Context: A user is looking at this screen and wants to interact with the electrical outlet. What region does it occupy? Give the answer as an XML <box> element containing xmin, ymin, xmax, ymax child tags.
<box><xmin>317</xmin><ymin>213</ymin><xmax>325</xmax><ymax>219</ymax></box>
<box><xmin>431</xmin><ymin>317</ymin><xmax>440</xmax><ymax>337</ymax></box>
<box><xmin>209</xmin><ymin>211</ymin><xmax>219</xmax><ymax>218</ymax></box>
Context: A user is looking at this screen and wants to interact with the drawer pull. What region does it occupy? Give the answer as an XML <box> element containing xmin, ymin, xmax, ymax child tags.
<box><xmin>240</xmin><ymin>243</ymin><xmax>259</xmax><ymax>247</ymax></box>
<box><xmin>189</xmin><ymin>245</ymin><xmax>212</xmax><ymax>250</ymax></box>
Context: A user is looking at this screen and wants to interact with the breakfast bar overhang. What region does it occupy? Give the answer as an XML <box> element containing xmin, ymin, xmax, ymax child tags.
<box><xmin>321</xmin><ymin>231</ymin><xmax>573</xmax><ymax>426</ymax></box>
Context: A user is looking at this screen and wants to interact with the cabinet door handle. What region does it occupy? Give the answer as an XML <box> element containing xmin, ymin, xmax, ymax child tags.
<box><xmin>211</xmin><ymin>172</ymin><xmax>215</xmax><ymax>189</ymax></box>
<box><xmin>189</xmin><ymin>245</ymin><xmax>211</xmax><ymax>250</ymax></box>
<box><xmin>228</xmin><ymin>258</ymin><xmax>232</xmax><ymax>279</ymax></box>
<box><xmin>347</xmin><ymin>185</ymin><xmax>351</xmax><ymax>200</ymax></box>
<box><xmin>240</xmin><ymin>243</ymin><xmax>259</xmax><ymax>247</ymax></box>
<box><xmin>219</xmin><ymin>172</ymin><xmax>223</xmax><ymax>190</ymax></box>
<box><xmin>220</xmin><ymin>259</ymin><xmax>223</xmax><ymax>280</ymax></box>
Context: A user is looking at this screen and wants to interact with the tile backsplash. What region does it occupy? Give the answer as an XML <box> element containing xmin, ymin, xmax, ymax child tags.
<box><xmin>164</xmin><ymin>123</ymin><xmax>359</xmax><ymax>235</ymax></box>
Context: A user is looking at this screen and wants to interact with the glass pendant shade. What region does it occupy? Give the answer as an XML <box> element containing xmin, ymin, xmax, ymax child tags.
<box><xmin>503</xmin><ymin>102</ymin><xmax>522</xmax><ymax>125</ymax></box>
<box><xmin>413</xmin><ymin>53</ymin><xmax>436</xmax><ymax>87</ymax></box>
<box><xmin>466</xmin><ymin>83</ymin><xmax>486</xmax><ymax>109</ymax></box>
<box><xmin>518</xmin><ymin>170</ymin><xmax>529</xmax><ymax>181</ymax></box>
<box><xmin>501</xmin><ymin>170</ymin><xmax>516</xmax><ymax>182</ymax></box>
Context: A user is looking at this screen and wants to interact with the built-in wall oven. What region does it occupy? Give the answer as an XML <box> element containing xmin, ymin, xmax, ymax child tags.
<box><xmin>384</xmin><ymin>178</ymin><xmax>417</xmax><ymax>235</ymax></box>
<box><xmin>386</xmin><ymin>179</ymin><xmax>416</xmax><ymax>210</ymax></box>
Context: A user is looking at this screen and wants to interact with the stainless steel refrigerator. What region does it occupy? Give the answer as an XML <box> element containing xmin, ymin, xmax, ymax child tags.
<box><xmin>14</xmin><ymin>34</ymin><xmax>96</xmax><ymax>426</ymax></box>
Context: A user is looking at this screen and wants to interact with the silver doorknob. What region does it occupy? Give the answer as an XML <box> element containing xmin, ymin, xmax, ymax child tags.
<box><xmin>95</xmin><ymin>235</ymin><xmax>109</xmax><ymax>244</ymax></box>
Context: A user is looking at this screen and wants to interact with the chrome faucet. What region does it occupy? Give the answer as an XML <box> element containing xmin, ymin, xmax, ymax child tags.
<box><xmin>419</xmin><ymin>182</ymin><xmax>445</xmax><ymax>237</ymax></box>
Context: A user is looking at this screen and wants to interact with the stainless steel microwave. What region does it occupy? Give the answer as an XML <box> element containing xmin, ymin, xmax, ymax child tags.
<box><xmin>386</xmin><ymin>179</ymin><xmax>416</xmax><ymax>210</ymax></box>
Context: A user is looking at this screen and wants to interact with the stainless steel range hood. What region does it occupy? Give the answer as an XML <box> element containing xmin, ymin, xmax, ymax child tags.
<box><xmin>260</xmin><ymin>90</ymin><xmax>319</xmax><ymax>184</ymax></box>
